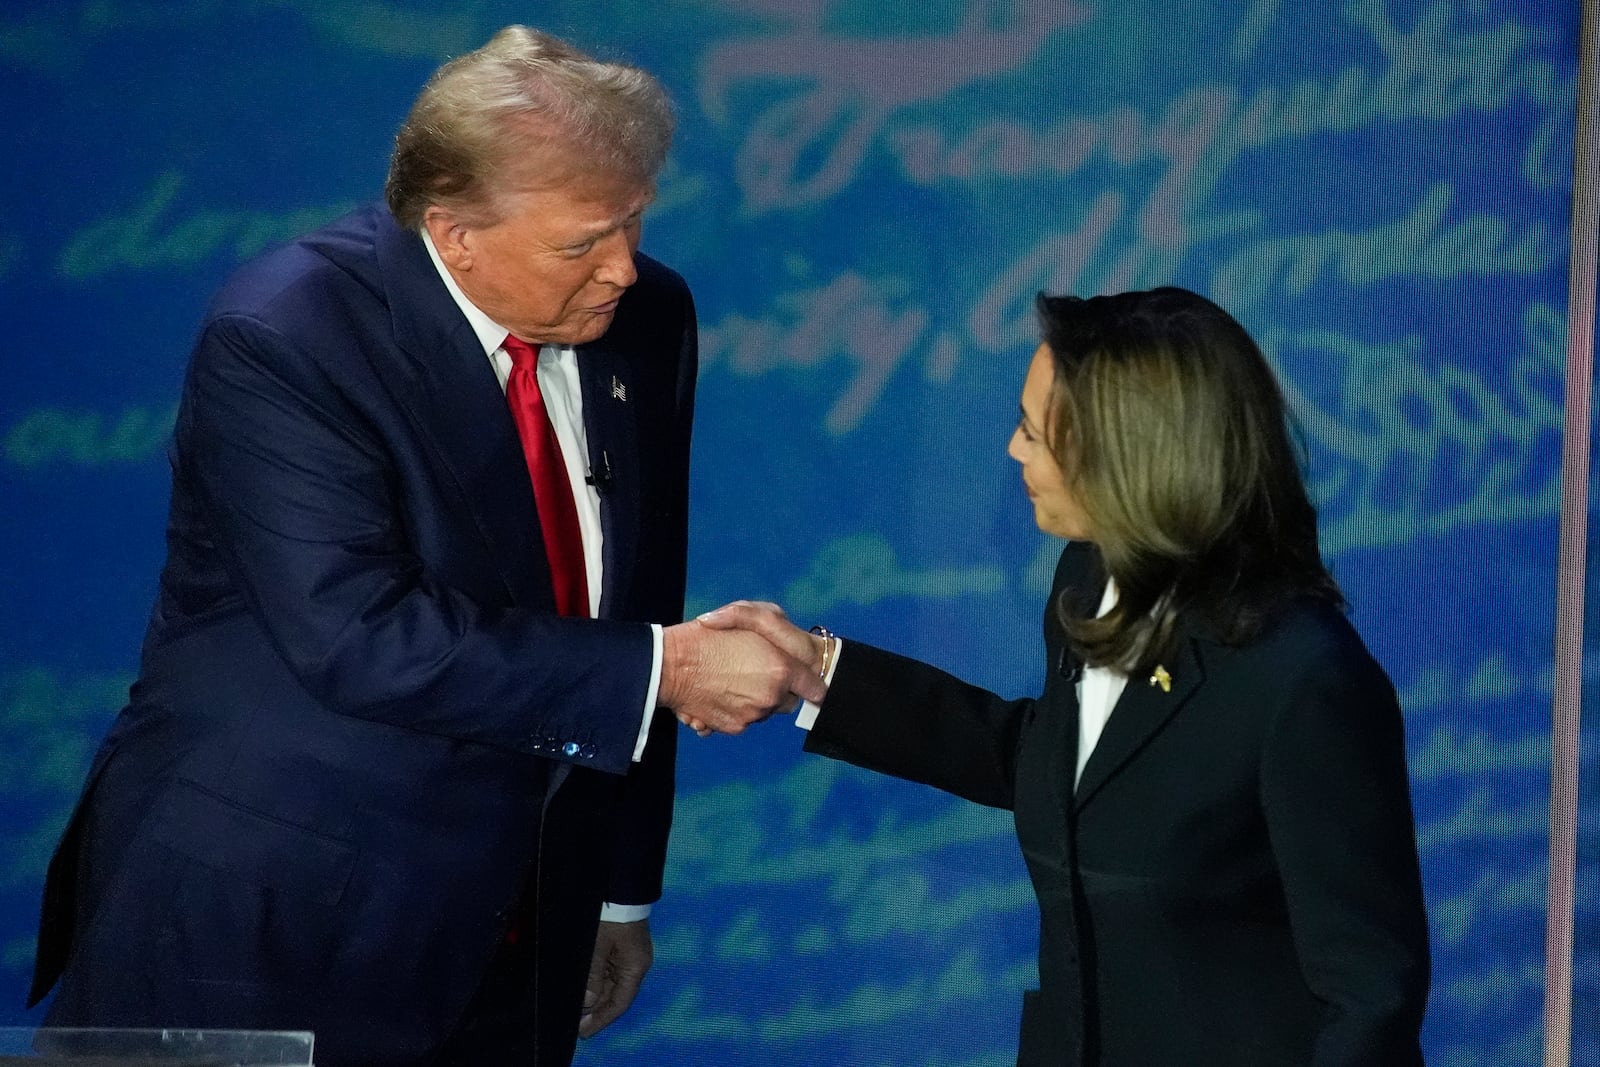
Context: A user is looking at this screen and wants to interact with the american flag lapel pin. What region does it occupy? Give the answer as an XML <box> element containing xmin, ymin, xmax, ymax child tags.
<box><xmin>611</xmin><ymin>375</ymin><xmax>627</xmax><ymax>402</ymax></box>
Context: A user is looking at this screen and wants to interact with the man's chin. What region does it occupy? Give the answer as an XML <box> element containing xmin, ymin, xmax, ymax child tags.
<box><xmin>572</xmin><ymin>310</ymin><xmax>618</xmax><ymax>344</ymax></box>
<box><xmin>535</xmin><ymin>310</ymin><xmax>618</xmax><ymax>347</ymax></box>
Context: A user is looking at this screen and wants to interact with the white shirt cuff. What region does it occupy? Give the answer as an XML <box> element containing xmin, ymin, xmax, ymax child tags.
<box><xmin>600</xmin><ymin>901</ymin><xmax>652</xmax><ymax>923</ymax></box>
<box><xmin>794</xmin><ymin>639</ymin><xmax>843</xmax><ymax>731</ymax></box>
<box><xmin>634</xmin><ymin>624</ymin><xmax>663</xmax><ymax>762</ymax></box>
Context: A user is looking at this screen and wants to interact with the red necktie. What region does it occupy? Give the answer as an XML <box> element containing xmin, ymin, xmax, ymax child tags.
<box><xmin>501</xmin><ymin>334</ymin><xmax>590</xmax><ymax>618</ymax></box>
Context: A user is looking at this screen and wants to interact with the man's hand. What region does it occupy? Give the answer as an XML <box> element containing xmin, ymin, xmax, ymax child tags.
<box><xmin>659</xmin><ymin>611</ymin><xmax>826</xmax><ymax>736</ymax></box>
<box><xmin>696</xmin><ymin>600</ymin><xmax>823</xmax><ymax>666</ymax></box>
<box><xmin>580</xmin><ymin>919</ymin><xmax>652</xmax><ymax>1039</ymax></box>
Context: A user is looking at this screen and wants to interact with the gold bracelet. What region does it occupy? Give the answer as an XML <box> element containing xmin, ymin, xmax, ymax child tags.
<box><xmin>809</xmin><ymin>625</ymin><xmax>835</xmax><ymax>677</ymax></box>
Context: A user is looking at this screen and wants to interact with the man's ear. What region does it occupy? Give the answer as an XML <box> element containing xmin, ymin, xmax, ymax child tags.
<box><xmin>422</xmin><ymin>206</ymin><xmax>472</xmax><ymax>270</ymax></box>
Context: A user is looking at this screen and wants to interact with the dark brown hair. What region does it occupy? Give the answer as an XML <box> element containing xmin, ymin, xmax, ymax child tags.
<box><xmin>1037</xmin><ymin>287</ymin><xmax>1342</xmax><ymax>673</ymax></box>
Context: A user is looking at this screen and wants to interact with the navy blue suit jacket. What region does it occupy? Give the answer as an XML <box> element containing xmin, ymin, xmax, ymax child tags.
<box><xmin>30</xmin><ymin>204</ymin><xmax>696</xmax><ymax>1067</ymax></box>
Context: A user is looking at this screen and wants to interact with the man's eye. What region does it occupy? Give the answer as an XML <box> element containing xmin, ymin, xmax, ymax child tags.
<box><xmin>565</xmin><ymin>240</ymin><xmax>596</xmax><ymax>257</ymax></box>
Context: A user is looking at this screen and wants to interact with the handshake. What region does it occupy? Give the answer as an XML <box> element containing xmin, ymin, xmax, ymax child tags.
<box><xmin>658</xmin><ymin>601</ymin><xmax>829</xmax><ymax>737</ymax></box>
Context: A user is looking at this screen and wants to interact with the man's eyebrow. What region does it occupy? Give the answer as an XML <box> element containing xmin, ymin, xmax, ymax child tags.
<box><xmin>569</xmin><ymin>198</ymin><xmax>654</xmax><ymax>242</ymax></box>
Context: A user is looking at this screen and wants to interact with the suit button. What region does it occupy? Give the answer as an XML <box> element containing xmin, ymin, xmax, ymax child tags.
<box><xmin>562</xmin><ymin>741</ymin><xmax>581</xmax><ymax>756</ymax></box>
<box><xmin>579</xmin><ymin>743</ymin><xmax>596</xmax><ymax>759</ymax></box>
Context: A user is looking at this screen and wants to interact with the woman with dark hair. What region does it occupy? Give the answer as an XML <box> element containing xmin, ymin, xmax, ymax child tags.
<box><xmin>698</xmin><ymin>287</ymin><xmax>1430</xmax><ymax>1066</ymax></box>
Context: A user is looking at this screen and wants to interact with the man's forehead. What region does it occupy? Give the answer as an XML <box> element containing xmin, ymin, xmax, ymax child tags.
<box><xmin>509</xmin><ymin>176</ymin><xmax>655</xmax><ymax>224</ymax></box>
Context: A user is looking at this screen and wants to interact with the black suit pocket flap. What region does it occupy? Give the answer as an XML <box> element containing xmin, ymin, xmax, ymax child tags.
<box><xmin>150</xmin><ymin>779</ymin><xmax>357</xmax><ymax>906</ymax></box>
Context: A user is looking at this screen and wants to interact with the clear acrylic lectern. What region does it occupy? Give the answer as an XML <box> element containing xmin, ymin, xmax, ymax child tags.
<box><xmin>0</xmin><ymin>1028</ymin><xmax>313</xmax><ymax>1065</ymax></box>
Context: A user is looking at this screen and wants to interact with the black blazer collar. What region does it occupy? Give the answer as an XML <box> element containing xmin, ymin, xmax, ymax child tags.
<box><xmin>1073</xmin><ymin>619</ymin><xmax>1209</xmax><ymax>812</ymax></box>
<box><xmin>1053</xmin><ymin>543</ymin><xmax>1213</xmax><ymax>812</ymax></box>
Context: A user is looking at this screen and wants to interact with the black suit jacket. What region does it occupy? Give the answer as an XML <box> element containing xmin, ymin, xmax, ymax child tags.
<box><xmin>806</xmin><ymin>541</ymin><xmax>1430</xmax><ymax>1066</ymax></box>
<box><xmin>30</xmin><ymin>204</ymin><xmax>697</xmax><ymax>1067</ymax></box>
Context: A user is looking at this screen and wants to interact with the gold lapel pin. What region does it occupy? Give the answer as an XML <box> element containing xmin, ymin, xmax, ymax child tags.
<box><xmin>1149</xmin><ymin>665</ymin><xmax>1172</xmax><ymax>693</ymax></box>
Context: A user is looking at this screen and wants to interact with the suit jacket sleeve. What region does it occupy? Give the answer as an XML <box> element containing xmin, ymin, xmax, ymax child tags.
<box><xmin>803</xmin><ymin>544</ymin><xmax>1088</xmax><ymax>809</ymax></box>
<box><xmin>803</xmin><ymin>642</ymin><xmax>1034</xmax><ymax>811</ymax></box>
<box><xmin>1259</xmin><ymin>635</ymin><xmax>1431</xmax><ymax>1065</ymax></box>
<box><xmin>175</xmin><ymin>310</ymin><xmax>654</xmax><ymax>772</ymax></box>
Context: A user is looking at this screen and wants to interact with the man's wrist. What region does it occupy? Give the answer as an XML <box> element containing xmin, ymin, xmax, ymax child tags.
<box><xmin>657</xmin><ymin>622</ymin><xmax>693</xmax><ymax>708</ymax></box>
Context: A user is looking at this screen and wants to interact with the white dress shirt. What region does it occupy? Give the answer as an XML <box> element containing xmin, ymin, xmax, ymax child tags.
<box><xmin>1075</xmin><ymin>580</ymin><xmax>1127</xmax><ymax>787</ymax></box>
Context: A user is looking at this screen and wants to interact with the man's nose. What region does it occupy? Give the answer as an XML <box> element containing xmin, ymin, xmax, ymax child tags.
<box><xmin>594</xmin><ymin>232</ymin><xmax>638</xmax><ymax>289</ymax></box>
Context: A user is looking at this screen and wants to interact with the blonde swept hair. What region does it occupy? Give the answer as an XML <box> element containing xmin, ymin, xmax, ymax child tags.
<box><xmin>385</xmin><ymin>25</ymin><xmax>675</xmax><ymax>228</ymax></box>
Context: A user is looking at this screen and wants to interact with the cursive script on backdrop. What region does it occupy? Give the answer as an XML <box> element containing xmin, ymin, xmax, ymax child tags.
<box><xmin>701</xmin><ymin>1</ymin><xmax>1570</xmax><ymax>213</ymax></box>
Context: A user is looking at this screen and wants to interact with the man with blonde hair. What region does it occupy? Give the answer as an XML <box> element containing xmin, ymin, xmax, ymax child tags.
<box><xmin>31</xmin><ymin>26</ymin><xmax>818</xmax><ymax>1067</ymax></box>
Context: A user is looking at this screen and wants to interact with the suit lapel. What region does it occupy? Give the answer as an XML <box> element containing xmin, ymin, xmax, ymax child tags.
<box><xmin>1073</xmin><ymin>628</ymin><xmax>1206</xmax><ymax>812</ymax></box>
<box><xmin>373</xmin><ymin>213</ymin><xmax>554</xmax><ymax>609</ymax></box>
<box><xmin>575</xmin><ymin>338</ymin><xmax>640</xmax><ymax>619</ymax></box>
